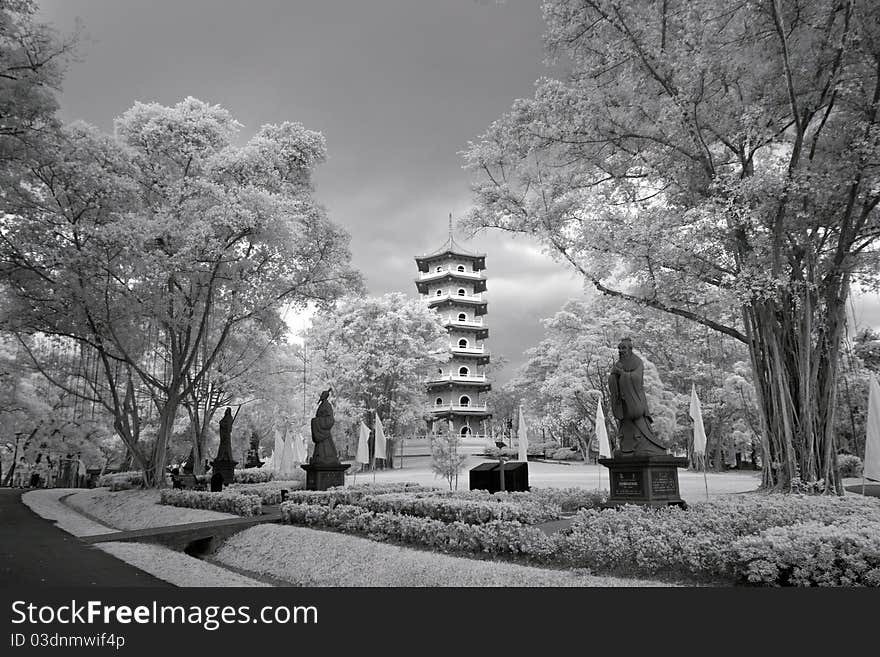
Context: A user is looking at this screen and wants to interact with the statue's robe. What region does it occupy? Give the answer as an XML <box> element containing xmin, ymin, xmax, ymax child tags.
<box><xmin>310</xmin><ymin>399</ymin><xmax>340</xmax><ymax>465</ymax></box>
<box><xmin>608</xmin><ymin>356</ymin><xmax>666</xmax><ymax>456</ymax></box>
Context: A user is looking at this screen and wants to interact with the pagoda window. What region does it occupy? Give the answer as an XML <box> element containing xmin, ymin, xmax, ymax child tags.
<box><xmin>457</xmin><ymin>288</ymin><xmax>466</xmax><ymax>296</ymax></box>
<box><xmin>459</xmin><ymin>366</ymin><xmax>469</xmax><ymax>377</ymax></box>
<box><xmin>436</xmin><ymin>289</ymin><xmax>443</xmax><ymax>296</ymax></box>
<box><xmin>460</xmin><ymin>426</ymin><xmax>471</xmax><ymax>436</ymax></box>
<box><xmin>435</xmin><ymin>266</ymin><xmax>443</xmax><ymax>272</ymax></box>
<box><xmin>456</xmin><ymin>265</ymin><xmax>465</xmax><ymax>272</ymax></box>
<box><xmin>457</xmin><ymin>313</ymin><xmax>467</xmax><ymax>322</ymax></box>
<box><xmin>458</xmin><ymin>338</ymin><xmax>468</xmax><ymax>349</ymax></box>
<box><xmin>459</xmin><ymin>395</ymin><xmax>471</xmax><ymax>407</ymax></box>
<box><xmin>435</xmin><ymin>397</ymin><xmax>443</xmax><ymax>406</ymax></box>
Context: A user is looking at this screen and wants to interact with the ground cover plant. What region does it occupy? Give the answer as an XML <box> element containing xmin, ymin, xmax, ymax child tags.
<box><xmin>279</xmin><ymin>486</ymin><xmax>880</xmax><ymax>586</ymax></box>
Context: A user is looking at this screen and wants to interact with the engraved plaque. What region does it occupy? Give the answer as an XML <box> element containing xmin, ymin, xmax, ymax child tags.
<box><xmin>651</xmin><ymin>469</ymin><xmax>677</xmax><ymax>495</ymax></box>
<box><xmin>613</xmin><ymin>471</ymin><xmax>643</xmax><ymax>497</ymax></box>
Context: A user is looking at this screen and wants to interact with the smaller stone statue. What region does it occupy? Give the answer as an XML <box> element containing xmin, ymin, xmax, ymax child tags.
<box><xmin>310</xmin><ymin>388</ymin><xmax>340</xmax><ymax>466</ymax></box>
<box><xmin>216</xmin><ymin>407</ymin><xmax>235</xmax><ymax>462</ymax></box>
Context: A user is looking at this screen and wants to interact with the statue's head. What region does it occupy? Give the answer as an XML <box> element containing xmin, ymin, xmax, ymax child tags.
<box><xmin>617</xmin><ymin>338</ymin><xmax>634</xmax><ymax>360</ymax></box>
<box><xmin>224</xmin><ymin>407</ymin><xmax>232</xmax><ymax>417</ymax></box>
<box><xmin>319</xmin><ymin>388</ymin><xmax>331</xmax><ymax>402</ymax></box>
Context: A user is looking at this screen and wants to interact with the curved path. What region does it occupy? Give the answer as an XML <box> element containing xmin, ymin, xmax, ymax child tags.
<box><xmin>0</xmin><ymin>489</ymin><xmax>171</xmax><ymax>587</ymax></box>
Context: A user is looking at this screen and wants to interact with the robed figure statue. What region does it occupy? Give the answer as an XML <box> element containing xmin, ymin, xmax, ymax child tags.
<box><xmin>310</xmin><ymin>388</ymin><xmax>340</xmax><ymax>465</ymax></box>
<box><xmin>216</xmin><ymin>407</ymin><xmax>235</xmax><ymax>462</ymax></box>
<box><xmin>608</xmin><ymin>338</ymin><xmax>667</xmax><ymax>457</ymax></box>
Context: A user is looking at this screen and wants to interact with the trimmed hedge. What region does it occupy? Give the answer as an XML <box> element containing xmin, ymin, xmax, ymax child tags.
<box><xmin>280</xmin><ymin>502</ymin><xmax>555</xmax><ymax>557</ymax></box>
<box><xmin>226</xmin><ymin>481</ymin><xmax>305</xmax><ymax>505</ymax></box>
<box><xmin>354</xmin><ymin>493</ymin><xmax>560</xmax><ymax>525</ymax></box>
<box><xmin>552</xmin><ymin>494</ymin><xmax>880</xmax><ymax>583</ymax></box>
<box><xmin>159</xmin><ymin>489</ymin><xmax>262</xmax><ymax>516</ymax></box>
<box><xmin>279</xmin><ymin>485</ymin><xmax>880</xmax><ymax>586</ymax></box>
<box><xmin>233</xmin><ymin>468</ymin><xmax>274</xmax><ymax>484</ymax></box>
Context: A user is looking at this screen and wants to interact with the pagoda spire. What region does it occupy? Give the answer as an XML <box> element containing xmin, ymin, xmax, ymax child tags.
<box><xmin>448</xmin><ymin>212</ymin><xmax>453</xmax><ymax>241</ymax></box>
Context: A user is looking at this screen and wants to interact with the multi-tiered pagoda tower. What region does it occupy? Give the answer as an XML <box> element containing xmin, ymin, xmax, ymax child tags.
<box><xmin>415</xmin><ymin>225</ymin><xmax>492</xmax><ymax>439</ymax></box>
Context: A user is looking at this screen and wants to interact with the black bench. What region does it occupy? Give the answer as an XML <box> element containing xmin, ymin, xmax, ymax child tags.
<box><xmin>171</xmin><ymin>473</ymin><xmax>206</xmax><ymax>491</ymax></box>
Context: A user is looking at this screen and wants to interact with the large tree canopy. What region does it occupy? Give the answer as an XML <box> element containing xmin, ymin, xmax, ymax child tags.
<box><xmin>307</xmin><ymin>292</ymin><xmax>449</xmax><ymax>466</ymax></box>
<box><xmin>0</xmin><ymin>97</ymin><xmax>362</xmax><ymax>485</ymax></box>
<box><xmin>463</xmin><ymin>0</ymin><xmax>880</xmax><ymax>492</ymax></box>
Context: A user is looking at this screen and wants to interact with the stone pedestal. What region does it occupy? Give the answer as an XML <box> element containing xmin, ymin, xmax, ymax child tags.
<box><xmin>301</xmin><ymin>463</ymin><xmax>351</xmax><ymax>491</ymax></box>
<box><xmin>211</xmin><ymin>459</ymin><xmax>237</xmax><ymax>486</ymax></box>
<box><xmin>598</xmin><ymin>455</ymin><xmax>689</xmax><ymax>508</ymax></box>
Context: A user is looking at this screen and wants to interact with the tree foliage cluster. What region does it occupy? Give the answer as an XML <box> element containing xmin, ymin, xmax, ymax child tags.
<box><xmin>464</xmin><ymin>0</ymin><xmax>880</xmax><ymax>491</ymax></box>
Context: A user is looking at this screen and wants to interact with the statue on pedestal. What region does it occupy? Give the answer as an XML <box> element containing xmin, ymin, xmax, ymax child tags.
<box><xmin>310</xmin><ymin>388</ymin><xmax>340</xmax><ymax>465</ymax></box>
<box><xmin>608</xmin><ymin>338</ymin><xmax>667</xmax><ymax>457</ymax></box>
<box><xmin>212</xmin><ymin>406</ymin><xmax>238</xmax><ymax>485</ymax></box>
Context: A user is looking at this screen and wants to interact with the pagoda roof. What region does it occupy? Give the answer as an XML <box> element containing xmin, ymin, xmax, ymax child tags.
<box><xmin>415</xmin><ymin>235</ymin><xmax>486</xmax><ymax>271</ymax></box>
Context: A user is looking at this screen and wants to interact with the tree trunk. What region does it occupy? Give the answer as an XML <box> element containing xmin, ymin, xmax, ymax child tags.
<box><xmin>743</xmin><ymin>282</ymin><xmax>847</xmax><ymax>493</ymax></box>
<box><xmin>146</xmin><ymin>393</ymin><xmax>179</xmax><ymax>488</ymax></box>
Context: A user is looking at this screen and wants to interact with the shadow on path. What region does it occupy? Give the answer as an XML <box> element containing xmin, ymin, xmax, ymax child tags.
<box><xmin>0</xmin><ymin>489</ymin><xmax>171</xmax><ymax>587</ymax></box>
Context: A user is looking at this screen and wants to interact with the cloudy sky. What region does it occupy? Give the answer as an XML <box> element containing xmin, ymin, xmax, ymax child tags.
<box><xmin>38</xmin><ymin>0</ymin><xmax>880</xmax><ymax>386</ymax></box>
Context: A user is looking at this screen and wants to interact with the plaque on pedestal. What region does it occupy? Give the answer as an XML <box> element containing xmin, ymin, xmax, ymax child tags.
<box><xmin>301</xmin><ymin>463</ymin><xmax>351</xmax><ymax>491</ymax></box>
<box><xmin>598</xmin><ymin>455</ymin><xmax>689</xmax><ymax>508</ymax></box>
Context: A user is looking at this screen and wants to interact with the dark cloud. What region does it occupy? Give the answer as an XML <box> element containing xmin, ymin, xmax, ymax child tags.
<box><xmin>37</xmin><ymin>0</ymin><xmax>880</xmax><ymax>387</ymax></box>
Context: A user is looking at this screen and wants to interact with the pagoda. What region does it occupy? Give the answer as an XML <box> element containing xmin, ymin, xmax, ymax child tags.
<box><xmin>415</xmin><ymin>219</ymin><xmax>492</xmax><ymax>438</ymax></box>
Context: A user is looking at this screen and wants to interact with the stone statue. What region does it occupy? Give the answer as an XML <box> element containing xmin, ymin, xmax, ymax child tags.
<box><xmin>310</xmin><ymin>388</ymin><xmax>340</xmax><ymax>466</ymax></box>
<box><xmin>608</xmin><ymin>338</ymin><xmax>666</xmax><ymax>457</ymax></box>
<box><xmin>216</xmin><ymin>407</ymin><xmax>235</xmax><ymax>462</ymax></box>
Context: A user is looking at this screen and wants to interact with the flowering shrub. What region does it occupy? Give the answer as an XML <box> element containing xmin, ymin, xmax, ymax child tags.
<box><xmin>731</xmin><ymin>519</ymin><xmax>880</xmax><ymax>586</ymax></box>
<box><xmin>280</xmin><ymin>502</ymin><xmax>555</xmax><ymax>557</ymax></box>
<box><xmin>837</xmin><ymin>453</ymin><xmax>864</xmax><ymax>478</ymax></box>
<box><xmin>98</xmin><ymin>471</ymin><xmax>145</xmax><ymax>491</ymax></box>
<box><xmin>159</xmin><ymin>489</ymin><xmax>262</xmax><ymax>517</ymax></box>
<box><xmin>233</xmin><ymin>468</ymin><xmax>274</xmax><ymax>484</ymax></box>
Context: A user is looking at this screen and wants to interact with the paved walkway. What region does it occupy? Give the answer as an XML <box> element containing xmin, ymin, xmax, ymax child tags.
<box><xmin>0</xmin><ymin>489</ymin><xmax>171</xmax><ymax>587</ymax></box>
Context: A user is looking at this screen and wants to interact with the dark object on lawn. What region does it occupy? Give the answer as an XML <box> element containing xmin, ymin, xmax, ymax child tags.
<box><xmin>468</xmin><ymin>461</ymin><xmax>529</xmax><ymax>493</ymax></box>
<box><xmin>210</xmin><ymin>471</ymin><xmax>224</xmax><ymax>492</ymax></box>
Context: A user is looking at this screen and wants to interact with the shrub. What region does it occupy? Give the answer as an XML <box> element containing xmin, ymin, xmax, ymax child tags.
<box><xmin>98</xmin><ymin>471</ymin><xmax>145</xmax><ymax>491</ymax></box>
<box><xmin>354</xmin><ymin>493</ymin><xmax>560</xmax><ymax>525</ymax></box>
<box><xmin>159</xmin><ymin>489</ymin><xmax>262</xmax><ymax>516</ymax></box>
<box><xmin>233</xmin><ymin>467</ymin><xmax>274</xmax><ymax>484</ymax></box>
<box><xmin>279</xmin><ymin>502</ymin><xmax>555</xmax><ymax>558</ymax></box>
<box><xmin>553</xmin><ymin>494</ymin><xmax>880</xmax><ymax>580</ymax></box>
<box><xmin>837</xmin><ymin>453</ymin><xmax>864</xmax><ymax>478</ymax></box>
<box><xmin>227</xmin><ymin>481</ymin><xmax>305</xmax><ymax>504</ymax></box>
<box><xmin>548</xmin><ymin>448</ymin><xmax>583</xmax><ymax>461</ymax></box>
<box><xmin>731</xmin><ymin>519</ymin><xmax>880</xmax><ymax>586</ymax></box>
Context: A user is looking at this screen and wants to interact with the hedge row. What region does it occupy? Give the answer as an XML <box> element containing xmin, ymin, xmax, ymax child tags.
<box><xmin>233</xmin><ymin>468</ymin><xmax>274</xmax><ymax>484</ymax></box>
<box><xmin>552</xmin><ymin>495</ymin><xmax>880</xmax><ymax>584</ymax></box>
<box><xmin>159</xmin><ymin>489</ymin><xmax>262</xmax><ymax>516</ymax></box>
<box><xmin>280</xmin><ymin>488</ymin><xmax>880</xmax><ymax>586</ymax></box>
<box><xmin>280</xmin><ymin>502</ymin><xmax>554</xmax><ymax>557</ymax></box>
<box><xmin>353</xmin><ymin>493</ymin><xmax>561</xmax><ymax>525</ymax></box>
<box><xmin>226</xmin><ymin>481</ymin><xmax>305</xmax><ymax>505</ymax></box>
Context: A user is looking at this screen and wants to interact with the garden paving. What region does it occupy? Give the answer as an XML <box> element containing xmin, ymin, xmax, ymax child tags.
<box><xmin>0</xmin><ymin>489</ymin><xmax>171</xmax><ymax>587</ymax></box>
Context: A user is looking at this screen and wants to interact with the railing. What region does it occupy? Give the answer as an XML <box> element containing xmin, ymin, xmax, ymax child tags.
<box><xmin>450</xmin><ymin>344</ymin><xmax>485</xmax><ymax>354</ymax></box>
<box><xmin>427</xmin><ymin>403</ymin><xmax>489</xmax><ymax>413</ymax></box>
<box><xmin>426</xmin><ymin>373</ymin><xmax>488</xmax><ymax>384</ymax></box>
<box><xmin>418</xmin><ymin>269</ymin><xmax>484</xmax><ymax>281</ymax></box>
<box><xmin>424</xmin><ymin>292</ymin><xmax>485</xmax><ymax>304</ymax></box>
<box><xmin>444</xmin><ymin>315</ymin><xmax>483</xmax><ymax>327</ymax></box>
